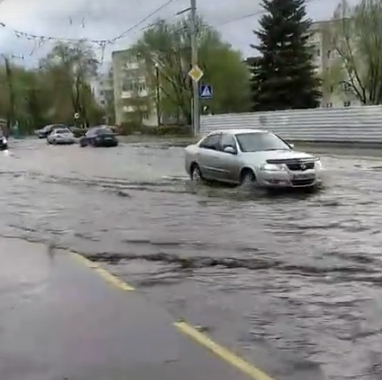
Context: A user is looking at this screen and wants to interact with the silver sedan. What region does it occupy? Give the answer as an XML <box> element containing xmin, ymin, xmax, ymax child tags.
<box><xmin>184</xmin><ymin>129</ymin><xmax>324</xmax><ymax>189</ymax></box>
<box><xmin>47</xmin><ymin>128</ymin><xmax>76</xmax><ymax>145</ymax></box>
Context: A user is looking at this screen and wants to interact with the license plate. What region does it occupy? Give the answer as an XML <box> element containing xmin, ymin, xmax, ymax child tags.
<box><xmin>293</xmin><ymin>173</ymin><xmax>315</xmax><ymax>180</ymax></box>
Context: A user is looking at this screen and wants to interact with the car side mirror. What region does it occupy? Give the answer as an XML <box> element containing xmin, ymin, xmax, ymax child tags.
<box><xmin>223</xmin><ymin>146</ymin><xmax>236</xmax><ymax>154</ymax></box>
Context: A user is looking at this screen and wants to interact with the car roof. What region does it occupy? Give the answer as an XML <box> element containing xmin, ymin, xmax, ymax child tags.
<box><xmin>207</xmin><ymin>129</ymin><xmax>268</xmax><ymax>136</ymax></box>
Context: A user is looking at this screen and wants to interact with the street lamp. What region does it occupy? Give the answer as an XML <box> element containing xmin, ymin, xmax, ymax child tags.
<box><xmin>154</xmin><ymin>62</ymin><xmax>160</xmax><ymax>127</ymax></box>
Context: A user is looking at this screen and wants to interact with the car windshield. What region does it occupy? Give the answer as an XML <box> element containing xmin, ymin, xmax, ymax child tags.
<box><xmin>235</xmin><ymin>132</ymin><xmax>291</xmax><ymax>152</ymax></box>
<box><xmin>96</xmin><ymin>128</ymin><xmax>113</xmax><ymax>135</ymax></box>
<box><xmin>55</xmin><ymin>129</ymin><xmax>70</xmax><ymax>134</ymax></box>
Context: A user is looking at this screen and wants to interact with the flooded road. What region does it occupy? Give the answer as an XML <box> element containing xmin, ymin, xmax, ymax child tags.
<box><xmin>2</xmin><ymin>138</ymin><xmax>382</xmax><ymax>379</ymax></box>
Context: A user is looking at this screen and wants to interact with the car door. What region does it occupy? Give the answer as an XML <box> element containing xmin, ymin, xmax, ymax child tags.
<box><xmin>85</xmin><ymin>128</ymin><xmax>96</xmax><ymax>142</ymax></box>
<box><xmin>216</xmin><ymin>132</ymin><xmax>241</xmax><ymax>183</ymax></box>
<box><xmin>197</xmin><ymin>133</ymin><xmax>223</xmax><ymax>180</ymax></box>
<box><xmin>47</xmin><ymin>129</ymin><xmax>56</xmax><ymax>142</ymax></box>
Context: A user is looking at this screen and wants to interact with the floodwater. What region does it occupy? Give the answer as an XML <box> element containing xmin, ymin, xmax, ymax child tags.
<box><xmin>2</xmin><ymin>138</ymin><xmax>382</xmax><ymax>379</ymax></box>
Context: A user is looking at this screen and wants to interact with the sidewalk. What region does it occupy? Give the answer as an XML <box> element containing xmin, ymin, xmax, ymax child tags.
<box><xmin>0</xmin><ymin>238</ymin><xmax>254</xmax><ymax>380</ymax></box>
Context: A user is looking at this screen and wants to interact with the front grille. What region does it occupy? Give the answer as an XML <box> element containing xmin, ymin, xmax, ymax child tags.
<box><xmin>291</xmin><ymin>178</ymin><xmax>315</xmax><ymax>186</ymax></box>
<box><xmin>287</xmin><ymin>162</ymin><xmax>314</xmax><ymax>171</ymax></box>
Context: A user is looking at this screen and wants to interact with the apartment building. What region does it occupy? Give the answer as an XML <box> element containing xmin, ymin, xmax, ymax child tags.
<box><xmin>96</xmin><ymin>71</ymin><xmax>114</xmax><ymax>107</ymax></box>
<box><xmin>309</xmin><ymin>20</ymin><xmax>360</xmax><ymax>108</ymax></box>
<box><xmin>111</xmin><ymin>49</ymin><xmax>157</xmax><ymax>126</ymax></box>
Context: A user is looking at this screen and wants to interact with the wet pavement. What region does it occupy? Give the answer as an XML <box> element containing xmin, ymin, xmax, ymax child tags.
<box><xmin>1</xmin><ymin>138</ymin><xmax>382</xmax><ymax>379</ymax></box>
<box><xmin>0</xmin><ymin>239</ymin><xmax>261</xmax><ymax>380</ymax></box>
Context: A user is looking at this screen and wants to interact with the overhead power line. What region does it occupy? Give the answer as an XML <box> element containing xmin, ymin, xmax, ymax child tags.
<box><xmin>109</xmin><ymin>0</ymin><xmax>179</xmax><ymax>43</ymax></box>
<box><xmin>213</xmin><ymin>0</ymin><xmax>322</xmax><ymax>28</ymax></box>
<box><xmin>0</xmin><ymin>0</ymin><xmax>180</xmax><ymax>47</ymax></box>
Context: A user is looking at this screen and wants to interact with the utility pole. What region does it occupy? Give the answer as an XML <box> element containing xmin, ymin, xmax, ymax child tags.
<box><xmin>177</xmin><ymin>0</ymin><xmax>202</xmax><ymax>136</ymax></box>
<box><xmin>154</xmin><ymin>62</ymin><xmax>161</xmax><ymax>126</ymax></box>
<box><xmin>190</xmin><ymin>0</ymin><xmax>199</xmax><ymax>135</ymax></box>
<box><xmin>2</xmin><ymin>54</ymin><xmax>23</xmax><ymax>137</ymax></box>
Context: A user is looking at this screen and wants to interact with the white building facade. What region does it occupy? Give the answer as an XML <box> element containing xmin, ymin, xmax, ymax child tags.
<box><xmin>309</xmin><ymin>20</ymin><xmax>361</xmax><ymax>108</ymax></box>
<box><xmin>111</xmin><ymin>49</ymin><xmax>157</xmax><ymax>126</ymax></box>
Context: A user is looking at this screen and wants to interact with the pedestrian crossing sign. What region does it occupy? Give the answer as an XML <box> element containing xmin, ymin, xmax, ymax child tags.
<box><xmin>199</xmin><ymin>84</ymin><xmax>213</xmax><ymax>99</ymax></box>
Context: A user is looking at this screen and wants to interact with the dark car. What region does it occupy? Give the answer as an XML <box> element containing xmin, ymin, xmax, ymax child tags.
<box><xmin>35</xmin><ymin>124</ymin><xmax>68</xmax><ymax>139</ymax></box>
<box><xmin>79</xmin><ymin>126</ymin><xmax>118</xmax><ymax>147</ymax></box>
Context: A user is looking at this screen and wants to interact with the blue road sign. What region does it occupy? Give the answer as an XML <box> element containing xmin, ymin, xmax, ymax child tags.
<box><xmin>199</xmin><ymin>84</ymin><xmax>213</xmax><ymax>99</ymax></box>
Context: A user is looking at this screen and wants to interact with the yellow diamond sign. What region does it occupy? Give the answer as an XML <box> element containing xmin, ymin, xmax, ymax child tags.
<box><xmin>188</xmin><ymin>65</ymin><xmax>204</xmax><ymax>82</ymax></box>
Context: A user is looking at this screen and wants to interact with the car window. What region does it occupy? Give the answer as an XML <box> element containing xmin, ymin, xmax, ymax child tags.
<box><xmin>96</xmin><ymin>128</ymin><xmax>113</xmax><ymax>135</ymax></box>
<box><xmin>220</xmin><ymin>133</ymin><xmax>236</xmax><ymax>150</ymax></box>
<box><xmin>85</xmin><ymin>129</ymin><xmax>97</xmax><ymax>137</ymax></box>
<box><xmin>235</xmin><ymin>132</ymin><xmax>291</xmax><ymax>152</ymax></box>
<box><xmin>199</xmin><ymin>134</ymin><xmax>221</xmax><ymax>150</ymax></box>
<box><xmin>55</xmin><ymin>129</ymin><xmax>70</xmax><ymax>134</ymax></box>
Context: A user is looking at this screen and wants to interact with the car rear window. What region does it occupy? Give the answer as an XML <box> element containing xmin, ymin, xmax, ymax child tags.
<box><xmin>96</xmin><ymin>128</ymin><xmax>113</xmax><ymax>135</ymax></box>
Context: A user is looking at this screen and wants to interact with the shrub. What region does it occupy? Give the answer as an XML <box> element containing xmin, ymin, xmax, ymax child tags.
<box><xmin>118</xmin><ymin>121</ymin><xmax>142</xmax><ymax>135</ymax></box>
<box><xmin>150</xmin><ymin>125</ymin><xmax>192</xmax><ymax>136</ymax></box>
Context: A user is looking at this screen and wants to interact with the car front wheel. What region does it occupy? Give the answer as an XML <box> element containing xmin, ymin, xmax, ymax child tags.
<box><xmin>190</xmin><ymin>164</ymin><xmax>203</xmax><ymax>183</ymax></box>
<box><xmin>240</xmin><ymin>169</ymin><xmax>256</xmax><ymax>189</ymax></box>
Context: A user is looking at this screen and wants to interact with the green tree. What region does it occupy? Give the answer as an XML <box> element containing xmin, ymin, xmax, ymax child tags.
<box><xmin>131</xmin><ymin>17</ymin><xmax>251</xmax><ymax>124</ymax></box>
<box><xmin>40</xmin><ymin>41</ymin><xmax>100</xmax><ymax>126</ymax></box>
<box><xmin>329</xmin><ymin>0</ymin><xmax>382</xmax><ymax>104</ymax></box>
<box><xmin>251</xmin><ymin>0</ymin><xmax>321</xmax><ymax>111</ymax></box>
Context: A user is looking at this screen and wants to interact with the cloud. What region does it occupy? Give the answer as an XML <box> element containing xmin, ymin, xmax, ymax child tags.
<box><xmin>0</xmin><ymin>0</ymin><xmax>359</xmax><ymax>67</ymax></box>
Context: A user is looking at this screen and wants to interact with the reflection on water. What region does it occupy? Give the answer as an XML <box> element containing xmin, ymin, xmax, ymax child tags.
<box><xmin>2</xmin><ymin>139</ymin><xmax>382</xmax><ymax>379</ymax></box>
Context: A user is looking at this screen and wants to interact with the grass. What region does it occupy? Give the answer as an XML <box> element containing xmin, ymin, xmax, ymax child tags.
<box><xmin>118</xmin><ymin>134</ymin><xmax>198</xmax><ymax>145</ymax></box>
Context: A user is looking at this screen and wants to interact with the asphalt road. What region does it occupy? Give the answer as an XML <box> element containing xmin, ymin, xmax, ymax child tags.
<box><xmin>1</xmin><ymin>239</ymin><xmax>270</xmax><ymax>380</ymax></box>
<box><xmin>1</xmin><ymin>138</ymin><xmax>382</xmax><ymax>379</ymax></box>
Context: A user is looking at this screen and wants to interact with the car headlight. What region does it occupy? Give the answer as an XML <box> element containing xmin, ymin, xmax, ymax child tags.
<box><xmin>315</xmin><ymin>160</ymin><xmax>323</xmax><ymax>169</ymax></box>
<box><xmin>260</xmin><ymin>163</ymin><xmax>285</xmax><ymax>171</ymax></box>
<box><xmin>3</xmin><ymin>137</ymin><xmax>7</xmax><ymax>143</ymax></box>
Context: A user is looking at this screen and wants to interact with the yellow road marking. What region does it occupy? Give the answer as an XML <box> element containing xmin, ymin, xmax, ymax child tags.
<box><xmin>72</xmin><ymin>252</ymin><xmax>274</xmax><ymax>379</ymax></box>
<box><xmin>175</xmin><ymin>322</ymin><xmax>277</xmax><ymax>380</ymax></box>
<box><xmin>70</xmin><ymin>252</ymin><xmax>134</xmax><ymax>291</ymax></box>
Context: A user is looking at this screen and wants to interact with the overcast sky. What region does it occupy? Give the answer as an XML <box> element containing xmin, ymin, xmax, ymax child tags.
<box><xmin>0</xmin><ymin>0</ymin><xmax>359</xmax><ymax>69</ymax></box>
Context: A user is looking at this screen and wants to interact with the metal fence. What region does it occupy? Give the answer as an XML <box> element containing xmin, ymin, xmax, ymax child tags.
<box><xmin>200</xmin><ymin>106</ymin><xmax>382</xmax><ymax>143</ymax></box>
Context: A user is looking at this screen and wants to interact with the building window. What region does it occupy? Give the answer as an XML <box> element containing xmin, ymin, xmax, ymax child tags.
<box><xmin>344</xmin><ymin>101</ymin><xmax>351</xmax><ymax>107</ymax></box>
<box><xmin>326</xmin><ymin>102</ymin><xmax>333</xmax><ymax>108</ymax></box>
<box><xmin>122</xmin><ymin>80</ymin><xmax>146</xmax><ymax>92</ymax></box>
<box><xmin>327</xmin><ymin>50</ymin><xmax>331</xmax><ymax>59</ymax></box>
<box><xmin>316</xmin><ymin>49</ymin><xmax>321</xmax><ymax>57</ymax></box>
<box><xmin>329</xmin><ymin>85</ymin><xmax>334</xmax><ymax>93</ymax></box>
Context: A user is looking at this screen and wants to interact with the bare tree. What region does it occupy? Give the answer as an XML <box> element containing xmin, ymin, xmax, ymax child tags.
<box><xmin>331</xmin><ymin>0</ymin><xmax>382</xmax><ymax>104</ymax></box>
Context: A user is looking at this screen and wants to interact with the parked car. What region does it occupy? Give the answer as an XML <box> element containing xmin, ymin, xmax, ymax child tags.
<box><xmin>69</xmin><ymin>126</ymin><xmax>87</xmax><ymax>138</ymax></box>
<box><xmin>184</xmin><ymin>129</ymin><xmax>324</xmax><ymax>189</ymax></box>
<box><xmin>47</xmin><ymin>128</ymin><xmax>76</xmax><ymax>145</ymax></box>
<box><xmin>79</xmin><ymin>126</ymin><xmax>118</xmax><ymax>147</ymax></box>
<box><xmin>35</xmin><ymin>124</ymin><xmax>68</xmax><ymax>139</ymax></box>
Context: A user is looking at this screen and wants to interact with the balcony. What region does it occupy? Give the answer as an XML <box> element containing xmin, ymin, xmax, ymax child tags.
<box><xmin>121</xmin><ymin>89</ymin><xmax>148</xmax><ymax>98</ymax></box>
<box><xmin>123</xmin><ymin>105</ymin><xmax>148</xmax><ymax>113</ymax></box>
<box><xmin>123</xmin><ymin>62</ymin><xmax>139</xmax><ymax>70</ymax></box>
